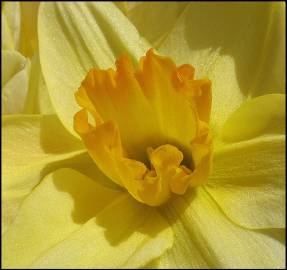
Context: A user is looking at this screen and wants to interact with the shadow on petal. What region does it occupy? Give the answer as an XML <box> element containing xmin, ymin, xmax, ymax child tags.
<box><xmin>52</xmin><ymin>167</ymin><xmax>122</xmax><ymax>224</ymax></box>
<box><xmin>181</xmin><ymin>2</ymin><xmax>283</xmax><ymax>97</ymax></box>
<box><xmin>39</xmin><ymin>114</ymin><xmax>83</xmax><ymax>154</ymax></box>
<box><xmin>256</xmin><ymin>228</ymin><xmax>286</xmax><ymax>245</ymax></box>
<box><xmin>52</xmin><ymin>168</ymin><xmax>173</xmax><ymax>249</ymax></box>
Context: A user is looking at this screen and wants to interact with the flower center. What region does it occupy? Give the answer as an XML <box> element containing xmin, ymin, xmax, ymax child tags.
<box><xmin>74</xmin><ymin>49</ymin><xmax>213</xmax><ymax>206</ymax></box>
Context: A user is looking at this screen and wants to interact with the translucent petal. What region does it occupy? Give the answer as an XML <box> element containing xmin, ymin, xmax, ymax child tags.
<box><xmin>2</xmin><ymin>115</ymin><xmax>84</xmax><ymax>232</ymax></box>
<box><xmin>24</xmin><ymin>53</ymin><xmax>55</xmax><ymax>114</ymax></box>
<box><xmin>222</xmin><ymin>94</ymin><xmax>285</xmax><ymax>142</ymax></box>
<box><xmin>2</xmin><ymin>13</ymin><xmax>15</xmax><ymax>50</ymax></box>
<box><xmin>206</xmin><ymin>136</ymin><xmax>285</xmax><ymax>229</ymax></box>
<box><xmin>249</xmin><ymin>3</ymin><xmax>285</xmax><ymax>97</ymax></box>
<box><xmin>2</xmin><ymin>50</ymin><xmax>30</xmax><ymax>114</ymax></box>
<box><xmin>3</xmin><ymin>168</ymin><xmax>173</xmax><ymax>268</ymax></box>
<box><xmin>1</xmin><ymin>2</ymin><xmax>21</xmax><ymax>50</ymax></box>
<box><xmin>159</xmin><ymin>188</ymin><xmax>284</xmax><ymax>268</ymax></box>
<box><xmin>206</xmin><ymin>94</ymin><xmax>285</xmax><ymax>229</ymax></box>
<box><xmin>38</xmin><ymin>2</ymin><xmax>150</xmax><ymax>135</ymax></box>
<box><xmin>125</xmin><ymin>2</ymin><xmax>188</xmax><ymax>47</ymax></box>
<box><xmin>159</xmin><ymin>2</ymin><xmax>285</xmax><ymax>132</ymax></box>
<box><xmin>19</xmin><ymin>2</ymin><xmax>40</xmax><ymax>57</ymax></box>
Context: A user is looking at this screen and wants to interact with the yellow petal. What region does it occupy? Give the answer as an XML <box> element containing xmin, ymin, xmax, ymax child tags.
<box><xmin>207</xmin><ymin>94</ymin><xmax>285</xmax><ymax>229</ymax></box>
<box><xmin>221</xmin><ymin>94</ymin><xmax>285</xmax><ymax>142</ymax></box>
<box><xmin>159</xmin><ymin>188</ymin><xmax>285</xmax><ymax>268</ymax></box>
<box><xmin>24</xmin><ymin>52</ymin><xmax>55</xmax><ymax>114</ymax></box>
<box><xmin>258</xmin><ymin>228</ymin><xmax>286</xmax><ymax>245</ymax></box>
<box><xmin>159</xmin><ymin>2</ymin><xmax>285</xmax><ymax>132</ymax></box>
<box><xmin>206</xmin><ymin>135</ymin><xmax>285</xmax><ymax>229</ymax></box>
<box><xmin>19</xmin><ymin>2</ymin><xmax>40</xmax><ymax>57</ymax></box>
<box><xmin>125</xmin><ymin>2</ymin><xmax>188</xmax><ymax>47</ymax></box>
<box><xmin>1</xmin><ymin>2</ymin><xmax>40</xmax><ymax>57</ymax></box>
<box><xmin>250</xmin><ymin>3</ymin><xmax>285</xmax><ymax>97</ymax></box>
<box><xmin>3</xmin><ymin>114</ymin><xmax>84</xmax><ymax>190</ymax></box>
<box><xmin>38</xmin><ymin>2</ymin><xmax>150</xmax><ymax>135</ymax></box>
<box><xmin>3</xmin><ymin>168</ymin><xmax>173</xmax><ymax>268</ymax></box>
<box><xmin>3</xmin><ymin>168</ymin><xmax>121</xmax><ymax>267</ymax></box>
<box><xmin>3</xmin><ymin>155</ymin><xmax>118</xmax><ymax>235</ymax></box>
<box><xmin>2</xmin><ymin>13</ymin><xmax>15</xmax><ymax>50</ymax></box>
<box><xmin>2</xmin><ymin>50</ymin><xmax>30</xmax><ymax>114</ymax></box>
<box><xmin>2</xmin><ymin>50</ymin><xmax>27</xmax><ymax>86</ymax></box>
<box><xmin>1</xmin><ymin>2</ymin><xmax>21</xmax><ymax>50</ymax></box>
<box><xmin>114</xmin><ymin>2</ymin><xmax>128</xmax><ymax>15</ymax></box>
<box><xmin>2</xmin><ymin>115</ymin><xmax>85</xmax><ymax>232</ymax></box>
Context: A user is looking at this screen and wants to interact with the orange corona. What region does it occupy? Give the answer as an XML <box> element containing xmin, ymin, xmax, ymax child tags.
<box><xmin>74</xmin><ymin>49</ymin><xmax>213</xmax><ymax>206</ymax></box>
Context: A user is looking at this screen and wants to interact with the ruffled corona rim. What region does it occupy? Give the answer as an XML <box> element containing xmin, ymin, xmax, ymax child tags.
<box><xmin>74</xmin><ymin>49</ymin><xmax>213</xmax><ymax>206</ymax></box>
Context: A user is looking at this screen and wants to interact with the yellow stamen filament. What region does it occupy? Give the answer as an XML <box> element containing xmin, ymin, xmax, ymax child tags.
<box><xmin>74</xmin><ymin>49</ymin><xmax>212</xmax><ymax>206</ymax></box>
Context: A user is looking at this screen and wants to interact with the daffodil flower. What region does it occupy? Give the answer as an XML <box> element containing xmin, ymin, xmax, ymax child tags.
<box><xmin>2</xmin><ymin>2</ymin><xmax>285</xmax><ymax>268</ymax></box>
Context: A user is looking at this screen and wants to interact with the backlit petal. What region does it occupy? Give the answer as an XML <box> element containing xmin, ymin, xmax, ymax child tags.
<box><xmin>249</xmin><ymin>3</ymin><xmax>285</xmax><ymax>97</ymax></box>
<box><xmin>2</xmin><ymin>115</ymin><xmax>84</xmax><ymax>232</ymax></box>
<box><xmin>38</xmin><ymin>2</ymin><xmax>149</xmax><ymax>135</ymax></box>
<box><xmin>221</xmin><ymin>94</ymin><xmax>285</xmax><ymax>142</ymax></box>
<box><xmin>207</xmin><ymin>136</ymin><xmax>285</xmax><ymax>229</ymax></box>
<box><xmin>3</xmin><ymin>168</ymin><xmax>173</xmax><ymax>268</ymax></box>
<box><xmin>24</xmin><ymin>53</ymin><xmax>55</xmax><ymax>114</ymax></box>
<box><xmin>2</xmin><ymin>50</ymin><xmax>30</xmax><ymax>114</ymax></box>
<box><xmin>19</xmin><ymin>2</ymin><xmax>40</xmax><ymax>57</ymax></box>
<box><xmin>159</xmin><ymin>188</ymin><xmax>284</xmax><ymax>268</ymax></box>
<box><xmin>1</xmin><ymin>2</ymin><xmax>21</xmax><ymax>51</ymax></box>
<box><xmin>206</xmin><ymin>94</ymin><xmax>285</xmax><ymax>229</ymax></box>
<box><xmin>125</xmin><ymin>2</ymin><xmax>188</xmax><ymax>47</ymax></box>
<box><xmin>159</xmin><ymin>2</ymin><xmax>285</xmax><ymax>132</ymax></box>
